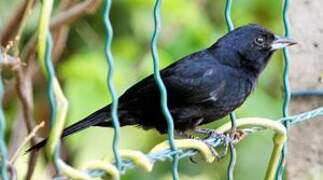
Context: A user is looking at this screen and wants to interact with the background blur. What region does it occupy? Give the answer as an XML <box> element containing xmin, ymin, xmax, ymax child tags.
<box><xmin>0</xmin><ymin>0</ymin><xmax>291</xmax><ymax>179</ymax></box>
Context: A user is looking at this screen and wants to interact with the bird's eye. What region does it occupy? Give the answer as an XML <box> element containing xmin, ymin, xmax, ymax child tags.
<box><xmin>255</xmin><ymin>36</ymin><xmax>265</xmax><ymax>45</ymax></box>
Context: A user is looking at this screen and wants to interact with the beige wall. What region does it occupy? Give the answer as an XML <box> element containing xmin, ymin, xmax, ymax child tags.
<box><xmin>288</xmin><ymin>0</ymin><xmax>323</xmax><ymax>179</ymax></box>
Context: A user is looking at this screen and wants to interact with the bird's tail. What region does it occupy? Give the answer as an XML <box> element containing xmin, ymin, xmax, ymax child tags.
<box><xmin>26</xmin><ymin>106</ymin><xmax>110</xmax><ymax>152</ymax></box>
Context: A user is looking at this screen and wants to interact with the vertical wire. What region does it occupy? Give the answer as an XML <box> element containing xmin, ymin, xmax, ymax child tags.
<box><xmin>224</xmin><ymin>0</ymin><xmax>236</xmax><ymax>180</ymax></box>
<box><xmin>37</xmin><ymin>0</ymin><xmax>63</xmax><ymax>173</ymax></box>
<box><xmin>151</xmin><ymin>0</ymin><xmax>179</xmax><ymax>179</ymax></box>
<box><xmin>44</xmin><ymin>19</ymin><xmax>88</xmax><ymax>180</ymax></box>
<box><xmin>44</xmin><ymin>33</ymin><xmax>60</xmax><ymax>172</ymax></box>
<box><xmin>276</xmin><ymin>0</ymin><xmax>291</xmax><ymax>179</ymax></box>
<box><xmin>225</xmin><ymin>0</ymin><xmax>234</xmax><ymax>31</ymax></box>
<box><xmin>45</xmin><ymin>35</ymin><xmax>57</xmax><ymax>128</ymax></box>
<box><xmin>282</xmin><ymin>0</ymin><xmax>291</xmax><ymax>119</ymax></box>
<box><xmin>103</xmin><ymin>0</ymin><xmax>122</xmax><ymax>172</ymax></box>
<box><xmin>227</xmin><ymin>141</ymin><xmax>236</xmax><ymax>180</ymax></box>
<box><xmin>0</xmin><ymin>50</ymin><xmax>9</xmax><ymax>180</ymax></box>
<box><xmin>225</xmin><ymin>0</ymin><xmax>235</xmax><ymax>127</ymax></box>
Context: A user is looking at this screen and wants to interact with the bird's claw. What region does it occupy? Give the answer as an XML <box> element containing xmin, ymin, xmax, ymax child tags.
<box><xmin>193</xmin><ymin>128</ymin><xmax>246</xmax><ymax>161</ymax></box>
<box><xmin>193</xmin><ymin>127</ymin><xmax>222</xmax><ymax>139</ymax></box>
<box><xmin>192</xmin><ymin>128</ymin><xmax>229</xmax><ymax>160</ymax></box>
<box><xmin>202</xmin><ymin>140</ymin><xmax>224</xmax><ymax>161</ymax></box>
<box><xmin>175</xmin><ymin>128</ymin><xmax>245</xmax><ymax>162</ymax></box>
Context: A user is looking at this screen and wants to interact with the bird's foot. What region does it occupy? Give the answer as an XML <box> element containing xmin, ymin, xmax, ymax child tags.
<box><xmin>193</xmin><ymin>127</ymin><xmax>223</xmax><ymax>139</ymax></box>
<box><xmin>192</xmin><ymin>128</ymin><xmax>229</xmax><ymax>160</ymax></box>
<box><xmin>192</xmin><ymin>128</ymin><xmax>246</xmax><ymax>160</ymax></box>
<box><xmin>203</xmin><ymin>141</ymin><xmax>226</xmax><ymax>161</ymax></box>
<box><xmin>174</xmin><ymin>128</ymin><xmax>245</xmax><ymax>162</ymax></box>
<box><xmin>205</xmin><ymin>133</ymin><xmax>231</xmax><ymax>160</ymax></box>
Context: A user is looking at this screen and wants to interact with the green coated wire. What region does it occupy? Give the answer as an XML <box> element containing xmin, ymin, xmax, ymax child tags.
<box><xmin>37</xmin><ymin>0</ymin><xmax>62</xmax><ymax>173</ymax></box>
<box><xmin>45</xmin><ymin>35</ymin><xmax>57</xmax><ymax>129</ymax></box>
<box><xmin>224</xmin><ymin>0</ymin><xmax>234</xmax><ymax>31</ymax></box>
<box><xmin>103</xmin><ymin>0</ymin><xmax>122</xmax><ymax>172</ymax></box>
<box><xmin>224</xmin><ymin>0</ymin><xmax>236</xmax><ymax>180</ymax></box>
<box><xmin>280</xmin><ymin>106</ymin><xmax>323</xmax><ymax>126</ymax></box>
<box><xmin>224</xmin><ymin>0</ymin><xmax>235</xmax><ymax>126</ymax></box>
<box><xmin>277</xmin><ymin>0</ymin><xmax>291</xmax><ymax>179</ymax></box>
<box><xmin>44</xmin><ymin>33</ymin><xmax>61</xmax><ymax>173</ymax></box>
<box><xmin>281</xmin><ymin>0</ymin><xmax>291</xmax><ymax>118</ymax></box>
<box><xmin>151</xmin><ymin>0</ymin><xmax>179</xmax><ymax>179</ymax></box>
<box><xmin>291</xmin><ymin>90</ymin><xmax>323</xmax><ymax>97</ymax></box>
<box><xmin>227</xmin><ymin>140</ymin><xmax>236</xmax><ymax>180</ymax></box>
<box><xmin>0</xmin><ymin>50</ymin><xmax>9</xmax><ymax>180</ymax></box>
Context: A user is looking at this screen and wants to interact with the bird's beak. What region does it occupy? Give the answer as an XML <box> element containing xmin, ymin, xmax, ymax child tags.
<box><xmin>270</xmin><ymin>36</ymin><xmax>297</xmax><ymax>51</ymax></box>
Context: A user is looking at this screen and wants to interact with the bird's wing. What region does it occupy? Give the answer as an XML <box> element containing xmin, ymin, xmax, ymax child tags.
<box><xmin>118</xmin><ymin>74</ymin><xmax>156</xmax><ymax>104</ymax></box>
<box><xmin>162</xmin><ymin>50</ymin><xmax>226</xmax><ymax>105</ymax></box>
<box><xmin>119</xmin><ymin>50</ymin><xmax>226</xmax><ymax>106</ymax></box>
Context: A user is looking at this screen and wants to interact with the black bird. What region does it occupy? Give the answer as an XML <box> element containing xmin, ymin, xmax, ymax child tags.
<box><xmin>28</xmin><ymin>24</ymin><xmax>296</xmax><ymax>151</ymax></box>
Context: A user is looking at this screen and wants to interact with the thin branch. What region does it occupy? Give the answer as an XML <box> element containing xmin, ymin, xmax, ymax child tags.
<box><xmin>0</xmin><ymin>0</ymin><xmax>36</xmax><ymax>46</ymax></box>
<box><xmin>14</xmin><ymin>66</ymin><xmax>34</xmax><ymax>132</ymax></box>
<box><xmin>14</xmin><ymin>64</ymin><xmax>38</xmax><ymax>180</ymax></box>
<box><xmin>9</xmin><ymin>121</ymin><xmax>44</xmax><ymax>165</ymax></box>
<box><xmin>0</xmin><ymin>53</ymin><xmax>22</xmax><ymax>70</ymax></box>
<box><xmin>51</xmin><ymin>0</ymin><xmax>77</xmax><ymax>62</ymax></box>
<box><xmin>0</xmin><ymin>51</ymin><xmax>38</xmax><ymax>180</ymax></box>
<box><xmin>14</xmin><ymin>0</ymin><xmax>37</xmax><ymax>56</ymax></box>
<box><xmin>52</xmin><ymin>27</ymin><xmax>70</xmax><ymax>62</ymax></box>
<box><xmin>50</xmin><ymin>0</ymin><xmax>102</xmax><ymax>30</ymax></box>
<box><xmin>3</xmin><ymin>0</ymin><xmax>102</xmax><ymax>107</ymax></box>
<box><xmin>21</xmin><ymin>0</ymin><xmax>102</xmax><ymax>63</ymax></box>
<box><xmin>0</xmin><ymin>1</ymin><xmax>27</xmax><ymax>44</ymax></box>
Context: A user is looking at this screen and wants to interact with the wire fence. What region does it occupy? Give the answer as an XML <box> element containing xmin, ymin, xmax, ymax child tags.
<box><xmin>0</xmin><ymin>0</ymin><xmax>323</xmax><ymax>180</ymax></box>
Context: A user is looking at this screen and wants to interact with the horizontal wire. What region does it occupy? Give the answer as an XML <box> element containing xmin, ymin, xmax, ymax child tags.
<box><xmin>291</xmin><ymin>90</ymin><xmax>323</xmax><ymax>97</ymax></box>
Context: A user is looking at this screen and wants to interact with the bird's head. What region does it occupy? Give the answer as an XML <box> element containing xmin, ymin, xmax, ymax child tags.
<box><xmin>210</xmin><ymin>24</ymin><xmax>297</xmax><ymax>75</ymax></box>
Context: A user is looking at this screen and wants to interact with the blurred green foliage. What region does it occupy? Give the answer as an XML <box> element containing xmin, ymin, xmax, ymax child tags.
<box><xmin>1</xmin><ymin>0</ymin><xmax>287</xmax><ymax>179</ymax></box>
